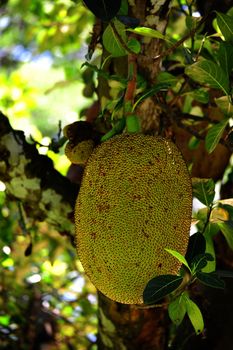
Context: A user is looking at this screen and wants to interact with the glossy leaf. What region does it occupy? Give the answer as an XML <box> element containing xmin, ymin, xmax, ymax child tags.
<box><xmin>143</xmin><ymin>275</ymin><xmax>183</xmax><ymax>304</ymax></box>
<box><xmin>196</xmin><ymin>271</ymin><xmax>225</xmax><ymax>289</ymax></box>
<box><xmin>205</xmin><ymin>118</ymin><xmax>229</xmax><ymax>153</ymax></box>
<box><xmin>156</xmin><ymin>72</ymin><xmax>178</xmax><ymax>86</ymax></box>
<box><xmin>127</xmin><ymin>26</ymin><xmax>166</xmax><ymax>40</ymax></box>
<box><xmin>127</xmin><ymin>38</ymin><xmax>141</xmax><ymax>53</ymax></box>
<box><xmin>216</xmin><ymin>12</ymin><xmax>233</xmax><ymax>43</ymax></box>
<box><xmin>185</xmin><ymin>232</ymin><xmax>206</xmax><ymax>265</ymax></box>
<box><xmin>191</xmin><ymin>89</ymin><xmax>209</xmax><ymax>103</ymax></box>
<box><xmin>191</xmin><ymin>253</ymin><xmax>214</xmax><ymax>273</ymax></box>
<box><xmin>202</xmin><ymin>223</ymin><xmax>217</xmax><ymax>273</ymax></box>
<box><xmin>165</xmin><ymin>248</ymin><xmax>191</xmax><ymax>272</ymax></box>
<box><xmin>215</xmin><ymin>96</ymin><xmax>233</xmax><ymax>116</ymax></box>
<box><xmin>133</xmin><ymin>83</ymin><xmax>170</xmax><ymax>110</ymax></box>
<box><xmin>168</xmin><ymin>293</ymin><xmax>187</xmax><ymax>326</ymax></box>
<box><xmin>218</xmin><ymin>221</ymin><xmax>233</xmax><ymax>250</ymax></box>
<box><xmin>82</xmin><ymin>0</ymin><xmax>122</xmax><ymax>21</ymax></box>
<box><xmin>217</xmin><ymin>42</ymin><xmax>233</xmax><ymax>75</ymax></box>
<box><xmin>185</xmin><ymin>59</ymin><xmax>230</xmax><ymax>95</ymax></box>
<box><xmin>192</xmin><ymin>178</ymin><xmax>215</xmax><ymax>207</ymax></box>
<box><xmin>185</xmin><ymin>296</ymin><xmax>204</xmax><ymax>335</ymax></box>
<box><xmin>102</xmin><ymin>20</ymin><xmax>127</xmax><ymax>57</ymax></box>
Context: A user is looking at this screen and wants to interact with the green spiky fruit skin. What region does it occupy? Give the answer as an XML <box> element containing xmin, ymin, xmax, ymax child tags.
<box><xmin>75</xmin><ymin>134</ymin><xmax>192</xmax><ymax>304</ymax></box>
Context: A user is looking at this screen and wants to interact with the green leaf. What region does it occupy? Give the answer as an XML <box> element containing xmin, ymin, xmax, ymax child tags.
<box><xmin>156</xmin><ymin>72</ymin><xmax>178</xmax><ymax>86</ymax></box>
<box><xmin>0</xmin><ymin>315</ymin><xmax>10</xmax><ymax>326</ymax></box>
<box><xmin>188</xmin><ymin>136</ymin><xmax>200</xmax><ymax>150</ymax></box>
<box><xmin>185</xmin><ymin>232</ymin><xmax>206</xmax><ymax>265</ymax></box>
<box><xmin>102</xmin><ymin>20</ymin><xmax>127</xmax><ymax>57</ymax></box>
<box><xmin>196</xmin><ymin>271</ymin><xmax>225</xmax><ymax>289</ymax></box>
<box><xmin>165</xmin><ymin>248</ymin><xmax>191</xmax><ymax>272</ymax></box>
<box><xmin>191</xmin><ymin>88</ymin><xmax>209</xmax><ymax>104</ymax></box>
<box><xmin>118</xmin><ymin>0</ymin><xmax>128</xmax><ymax>16</ymax></box>
<box><xmin>205</xmin><ymin>118</ymin><xmax>229</xmax><ymax>153</ymax></box>
<box><xmin>217</xmin><ymin>42</ymin><xmax>233</xmax><ymax>75</ymax></box>
<box><xmin>127</xmin><ymin>26</ymin><xmax>166</xmax><ymax>40</ymax></box>
<box><xmin>217</xmin><ymin>269</ymin><xmax>233</xmax><ymax>278</ymax></box>
<box><xmin>215</xmin><ymin>96</ymin><xmax>233</xmax><ymax>117</ymax></box>
<box><xmin>168</xmin><ymin>293</ymin><xmax>187</xmax><ymax>326</ymax></box>
<box><xmin>192</xmin><ymin>178</ymin><xmax>215</xmax><ymax>207</ymax></box>
<box><xmin>185</xmin><ymin>59</ymin><xmax>230</xmax><ymax>95</ymax></box>
<box><xmin>202</xmin><ymin>223</ymin><xmax>217</xmax><ymax>273</ymax></box>
<box><xmin>218</xmin><ymin>221</ymin><xmax>233</xmax><ymax>250</ymax></box>
<box><xmin>191</xmin><ymin>253</ymin><xmax>212</xmax><ymax>271</ymax></box>
<box><xmin>216</xmin><ymin>12</ymin><xmax>233</xmax><ymax>43</ymax></box>
<box><xmin>127</xmin><ymin>38</ymin><xmax>141</xmax><ymax>54</ymax></box>
<box><xmin>143</xmin><ymin>275</ymin><xmax>183</xmax><ymax>304</ymax></box>
<box><xmin>133</xmin><ymin>83</ymin><xmax>170</xmax><ymax>110</ymax></box>
<box><xmin>191</xmin><ymin>253</ymin><xmax>214</xmax><ymax>273</ymax></box>
<box><xmin>184</xmin><ymin>296</ymin><xmax>204</xmax><ymax>335</ymax></box>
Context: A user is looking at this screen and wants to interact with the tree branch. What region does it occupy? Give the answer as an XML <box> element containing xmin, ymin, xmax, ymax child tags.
<box><xmin>0</xmin><ymin>112</ymin><xmax>78</xmax><ymax>239</ymax></box>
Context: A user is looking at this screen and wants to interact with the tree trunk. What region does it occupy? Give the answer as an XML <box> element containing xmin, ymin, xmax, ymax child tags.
<box><xmin>97</xmin><ymin>292</ymin><xmax>169</xmax><ymax>350</ymax></box>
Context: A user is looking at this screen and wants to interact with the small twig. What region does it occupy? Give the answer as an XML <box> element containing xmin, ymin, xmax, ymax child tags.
<box><xmin>18</xmin><ymin>201</ymin><xmax>30</xmax><ymax>236</ymax></box>
<box><xmin>124</xmin><ymin>54</ymin><xmax>137</xmax><ymax>106</ymax></box>
<box><xmin>201</xmin><ymin>203</ymin><xmax>213</xmax><ymax>235</ymax></box>
<box><xmin>153</xmin><ymin>14</ymin><xmax>209</xmax><ymax>61</ymax></box>
<box><xmin>133</xmin><ymin>301</ymin><xmax>169</xmax><ymax>309</ymax></box>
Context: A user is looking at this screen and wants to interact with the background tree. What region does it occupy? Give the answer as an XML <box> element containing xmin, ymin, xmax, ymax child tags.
<box><xmin>1</xmin><ymin>0</ymin><xmax>233</xmax><ymax>349</ymax></box>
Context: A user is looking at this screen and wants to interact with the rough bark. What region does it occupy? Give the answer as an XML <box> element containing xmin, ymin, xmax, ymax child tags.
<box><xmin>97</xmin><ymin>293</ymin><xmax>170</xmax><ymax>350</ymax></box>
<box><xmin>0</xmin><ymin>112</ymin><xmax>77</xmax><ymax>241</ymax></box>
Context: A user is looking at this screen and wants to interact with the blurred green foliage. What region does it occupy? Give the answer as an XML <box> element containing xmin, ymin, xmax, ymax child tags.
<box><xmin>0</xmin><ymin>191</ymin><xmax>97</xmax><ymax>349</ymax></box>
<box><xmin>0</xmin><ymin>1</ymin><xmax>98</xmax><ymax>349</ymax></box>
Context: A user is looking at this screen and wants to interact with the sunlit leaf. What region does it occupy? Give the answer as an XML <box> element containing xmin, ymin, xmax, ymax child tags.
<box><xmin>143</xmin><ymin>275</ymin><xmax>183</xmax><ymax>304</ymax></box>
<box><xmin>192</xmin><ymin>178</ymin><xmax>215</xmax><ymax>207</ymax></box>
<box><xmin>218</xmin><ymin>221</ymin><xmax>233</xmax><ymax>250</ymax></box>
<box><xmin>191</xmin><ymin>253</ymin><xmax>214</xmax><ymax>273</ymax></box>
<box><xmin>210</xmin><ymin>207</ymin><xmax>229</xmax><ymax>223</ymax></box>
<box><xmin>165</xmin><ymin>248</ymin><xmax>191</xmax><ymax>272</ymax></box>
<box><xmin>215</xmin><ymin>96</ymin><xmax>233</xmax><ymax>116</ymax></box>
<box><xmin>190</xmin><ymin>88</ymin><xmax>209</xmax><ymax>103</ymax></box>
<box><xmin>127</xmin><ymin>38</ymin><xmax>141</xmax><ymax>54</ymax></box>
<box><xmin>168</xmin><ymin>293</ymin><xmax>187</xmax><ymax>326</ymax></box>
<box><xmin>205</xmin><ymin>118</ymin><xmax>229</xmax><ymax>153</ymax></box>
<box><xmin>185</xmin><ymin>59</ymin><xmax>230</xmax><ymax>95</ymax></box>
<box><xmin>0</xmin><ymin>315</ymin><xmax>10</xmax><ymax>326</ymax></box>
<box><xmin>216</xmin><ymin>12</ymin><xmax>233</xmax><ymax>43</ymax></box>
<box><xmin>184</xmin><ymin>296</ymin><xmax>204</xmax><ymax>334</ymax></box>
<box><xmin>127</xmin><ymin>26</ymin><xmax>166</xmax><ymax>40</ymax></box>
<box><xmin>103</xmin><ymin>20</ymin><xmax>127</xmax><ymax>57</ymax></box>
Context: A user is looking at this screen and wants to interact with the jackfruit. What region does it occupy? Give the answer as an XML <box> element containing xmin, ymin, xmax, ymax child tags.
<box><xmin>65</xmin><ymin>140</ymin><xmax>95</xmax><ymax>165</ymax></box>
<box><xmin>75</xmin><ymin>134</ymin><xmax>192</xmax><ymax>304</ymax></box>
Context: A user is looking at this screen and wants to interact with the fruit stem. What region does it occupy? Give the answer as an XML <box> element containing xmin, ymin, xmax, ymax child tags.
<box><xmin>124</xmin><ymin>53</ymin><xmax>141</xmax><ymax>134</ymax></box>
<box><xmin>126</xmin><ymin>114</ymin><xmax>141</xmax><ymax>133</ymax></box>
